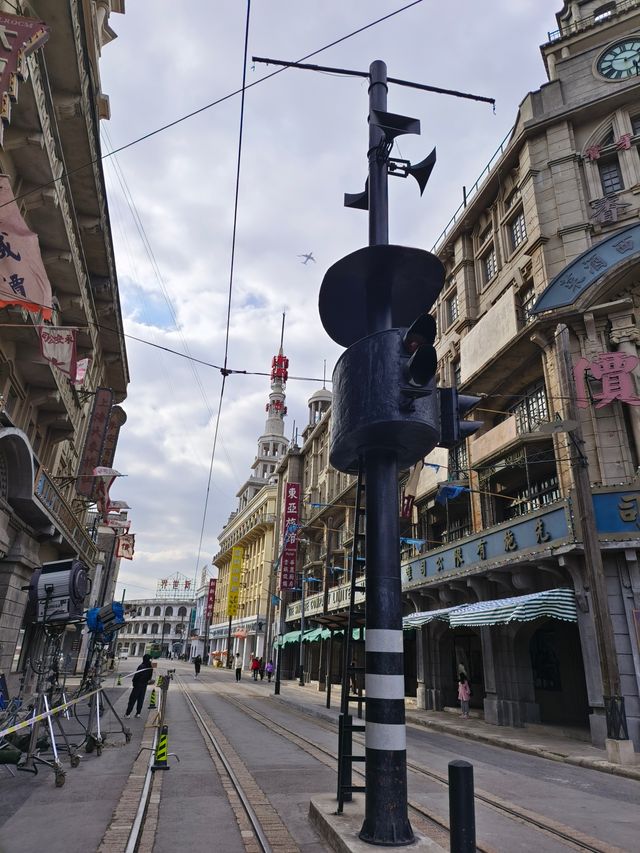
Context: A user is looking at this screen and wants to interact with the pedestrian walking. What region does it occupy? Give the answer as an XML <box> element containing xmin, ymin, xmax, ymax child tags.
<box><xmin>265</xmin><ymin>660</ymin><xmax>274</xmax><ymax>683</ymax></box>
<box><xmin>258</xmin><ymin>657</ymin><xmax>265</xmax><ymax>681</ymax></box>
<box><xmin>349</xmin><ymin>658</ymin><xmax>358</xmax><ymax>694</ymax></box>
<box><xmin>251</xmin><ymin>655</ymin><xmax>260</xmax><ymax>681</ymax></box>
<box><xmin>235</xmin><ymin>653</ymin><xmax>242</xmax><ymax>682</ymax></box>
<box><xmin>458</xmin><ymin>673</ymin><xmax>471</xmax><ymax>719</ymax></box>
<box><xmin>193</xmin><ymin>654</ymin><xmax>202</xmax><ymax>678</ymax></box>
<box><xmin>125</xmin><ymin>654</ymin><xmax>154</xmax><ymax>718</ymax></box>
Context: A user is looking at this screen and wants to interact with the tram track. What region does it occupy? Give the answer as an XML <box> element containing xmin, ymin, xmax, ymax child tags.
<box><xmin>204</xmin><ymin>682</ymin><xmax>626</xmax><ymax>853</ymax></box>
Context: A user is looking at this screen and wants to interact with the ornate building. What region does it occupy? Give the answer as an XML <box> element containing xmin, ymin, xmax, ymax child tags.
<box><xmin>211</xmin><ymin>342</ymin><xmax>290</xmax><ymax>666</ymax></box>
<box><xmin>0</xmin><ymin>1</ymin><xmax>128</xmax><ymax>682</ymax></box>
<box><xmin>274</xmin><ymin>1</ymin><xmax>640</xmax><ymax>761</ymax></box>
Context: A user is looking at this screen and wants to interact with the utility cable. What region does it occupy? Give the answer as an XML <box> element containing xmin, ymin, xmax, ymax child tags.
<box><xmin>1</xmin><ymin>0</ymin><xmax>425</xmax><ymax>212</ymax></box>
<box><xmin>193</xmin><ymin>0</ymin><xmax>252</xmax><ymax>581</ymax></box>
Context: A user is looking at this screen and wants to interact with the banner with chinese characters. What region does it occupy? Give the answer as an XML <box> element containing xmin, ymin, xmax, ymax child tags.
<box><xmin>38</xmin><ymin>326</ymin><xmax>77</xmax><ymax>380</ymax></box>
<box><xmin>116</xmin><ymin>533</ymin><xmax>135</xmax><ymax>560</ymax></box>
<box><xmin>227</xmin><ymin>546</ymin><xmax>243</xmax><ymax>616</ymax></box>
<box><xmin>93</xmin><ymin>466</ymin><xmax>119</xmax><ymax>518</ymax></box>
<box><xmin>99</xmin><ymin>406</ymin><xmax>127</xmax><ymax>469</ymax></box>
<box><xmin>156</xmin><ymin>573</ymin><xmax>193</xmax><ymax>598</ymax></box>
<box><xmin>76</xmin><ymin>388</ymin><xmax>114</xmax><ymax>496</ymax></box>
<box><xmin>0</xmin><ymin>175</ymin><xmax>53</xmax><ymax>318</ymax></box>
<box><xmin>280</xmin><ymin>482</ymin><xmax>300</xmax><ymax>590</ymax></box>
<box><xmin>206</xmin><ymin>578</ymin><xmax>217</xmax><ymax>620</ymax></box>
<box><xmin>74</xmin><ymin>357</ymin><xmax>90</xmax><ymax>389</ymax></box>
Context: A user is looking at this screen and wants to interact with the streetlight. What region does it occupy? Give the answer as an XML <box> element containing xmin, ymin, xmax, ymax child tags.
<box><xmin>296</xmin><ymin>573</ymin><xmax>322</xmax><ymax>687</ymax></box>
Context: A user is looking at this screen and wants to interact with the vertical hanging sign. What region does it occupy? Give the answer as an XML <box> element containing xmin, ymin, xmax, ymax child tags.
<box><xmin>76</xmin><ymin>388</ymin><xmax>114</xmax><ymax>496</ymax></box>
<box><xmin>279</xmin><ymin>482</ymin><xmax>300</xmax><ymax>590</ymax></box>
<box><xmin>206</xmin><ymin>579</ymin><xmax>217</xmax><ymax>619</ymax></box>
<box><xmin>227</xmin><ymin>546</ymin><xmax>243</xmax><ymax>617</ymax></box>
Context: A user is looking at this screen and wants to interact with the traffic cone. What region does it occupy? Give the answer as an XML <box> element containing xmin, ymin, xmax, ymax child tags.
<box><xmin>148</xmin><ymin>688</ymin><xmax>157</xmax><ymax>709</ymax></box>
<box><xmin>152</xmin><ymin>725</ymin><xmax>169</xmax><ymax>771</ymax></box>
<box><xmin>117</xmin><ymin>674</ymin><xmax>122</xmax><ymax>686</ymax></box>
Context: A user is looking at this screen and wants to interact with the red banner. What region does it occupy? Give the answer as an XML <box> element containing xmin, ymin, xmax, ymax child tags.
<box><xmin>279</xmin><ymin>482</ymin><xmax>300</xmax><ymax>590</ymax></box>
<box><xmin>76</xmin><ymin>388</ymin><xmax>113</xmax><ymax>496</ymax></box>
<box><xmin>0</xmin><ymin>13</ymin><xmax>50</xmax><ymax>145</ymax></box>
<box><xmin>206</xmin><ymin>578</ymin><xmax>217</xmax><ymax>620</ymax></box>
<box><xmin>116</xmin><ymin>533</ymin><xmax>135</xmax><ymax>560</ymax></box>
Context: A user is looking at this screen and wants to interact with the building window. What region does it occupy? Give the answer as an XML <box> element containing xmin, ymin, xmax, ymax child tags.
<box><xmin>144</xmin><ymin>607</ymin><xmax>150</xmax><ymax>616</ymax></box>
<box><xmin>509</xmin><ymin>210</ymin><xmax>527</xmax><ymax>251</ymax></box>
<box><xmin>165</xmin><ymin>606</ymin><xmax>173</xmax><ymax>616</ymax></box>
<box><xmin>151</xmin><ymin>623</ymin><xmax>159</xmax><ymax>635</ymax></box>
<box><xmin>453</xmin><ymin>360</ymin><xmax>461</xmax><ymax>386</ymax></box>
<box><xmin>598</xmin><ymin>158</ymin><xmax>623</xmax><ymax>194</ymax></box>
<box><xmin>141</xmin><ymin>623</ymin><xmax>149</xmax><ymax>635</ymax></box>
<box><xmin>505</xmin><ymin>474</ymin><xmax>560</xmax><ymax>519</ymax></box>
<box><xmin>448</xmin><ymin>441</ymin><xmax>468</xmax><ymax>481</ymax></box>
<box><xmin>446</xmin><ymin>291</ymin><xmax>459</xmax><ymax>326</ymax></box>
<box><xmin>482</xmin><ymin>246</ymin><xmax>497</xmax><ymax>283</ymax></box>
<box><xmin>632</xmin><ymin>115</ymin><xmax>640</xmax><ymax>136</ymax></box>
<box><xmin>178</xmin><ymin>606</ymin><xmax>187</xmax><ymax>618</ymax></box>
<box><xmin>519</xmin><ymin>284</ymin><xmax>536</xmax><ymax>326</ymax></box>
<box><xmin>153</xmin><ymin>606</ymin><xmax>161</xmax><ymax>616</ymax></box>
<box><xmin>510</xmin><ymin>383</ymin><xmax>549</xmax><ymax>433</ymax></box>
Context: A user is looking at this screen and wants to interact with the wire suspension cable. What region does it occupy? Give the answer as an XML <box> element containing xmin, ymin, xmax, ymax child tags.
<box><xmin>193</xmin><ymin>0</ymin><xmax>252</xmax><ymax>579</ymax></box>
<box><xmin>0</xmin><ymin>0</ymin><xmax>425</xmax><ymax>211</ymax></box>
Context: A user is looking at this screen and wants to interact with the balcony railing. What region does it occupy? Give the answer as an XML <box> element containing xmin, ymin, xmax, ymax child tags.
<box><xmin>34</xmin><ymin>466</ymin><xmax>98</xmax><ymax>566</ymax></box>
<box><xmin>546</xmin><ymin>1</ymin><xmax>640</xmax><ymax>43</ymax></box>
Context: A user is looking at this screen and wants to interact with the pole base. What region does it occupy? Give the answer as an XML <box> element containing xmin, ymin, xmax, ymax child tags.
<box><xmin>359</xmin><ymin>818</ymin><xmax>415</xmax><ymax>847</ymax></box>
<box><xmin>151</xmin><ymin>765</ymin><xmax>170</xmax><ymax>772</ymax></box>
<box><xmin>605</xmin><ymin>738</ymin><xmax>638</xmax><ymax>766</ymax></box>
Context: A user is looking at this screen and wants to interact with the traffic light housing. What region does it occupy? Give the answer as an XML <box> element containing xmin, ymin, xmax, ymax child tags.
<box><xmin>402</xmin><ymin>313</ymin><xmax>437</xmax><ymax>388</ymax></box>
<box><xmin>438</xmin><ymin>387</ymin><xmax>483</xmax><ymax>449</ymax></box>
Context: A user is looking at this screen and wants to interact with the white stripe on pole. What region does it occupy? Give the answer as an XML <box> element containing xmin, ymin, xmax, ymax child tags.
<box><xmin>366</xmin><ymin>628</ymin><xmax>403</xmax><ymax>653</ymax></box>
<box><xmin>365</xmin><ymin>673</ymin><xmax>405</xmax><ymax>699</ymax></box>
<box><xmin>366</xmin><ymin>721</ymin><xmax>406</xmax><ymax>751</ymax></box>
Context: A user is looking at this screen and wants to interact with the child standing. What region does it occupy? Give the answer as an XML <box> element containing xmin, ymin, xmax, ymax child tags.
<box><xmin>458</xmin><ymin>673</ymin><xmax>471</xmax><ymax>719</ymax></box>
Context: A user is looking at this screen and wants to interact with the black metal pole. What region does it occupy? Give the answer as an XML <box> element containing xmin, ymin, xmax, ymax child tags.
<box><xmin>448</xmin><ymin>760</ymin><xmax>476</xmax><ymax>853</ymax></box>
<box><xmin>225</xmin><ymin>615</ymin><xmax>233</xmax><ymax>668</ymax></box>
<box><xmin>359</xmin><ymin>59</ymin><xmax>413</xmax><ymax>846</ymax></box>
<box><xmin>298</xmin><ymin>577</ymin><xmax>306</xmax><ymax>686</ymax></box>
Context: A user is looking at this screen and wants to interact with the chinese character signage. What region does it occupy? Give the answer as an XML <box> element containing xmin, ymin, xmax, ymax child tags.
<box><xmin>280</xmin><ymin>482</ymin><xmax>300</xmax><ymax>590</ymax></box>
<box><xmin>227</xmin><ymin>546</ymin><xmax>243</xmax><ymax>616</ymax></box>
<box><xmin>0</xmin><ymin>175</ymin><xmax>53</xmax><ymax>318</ymax></box>
<box><xmin>0</xmin><ymin>13</ymin><xmax>50</xmax><ymax>144</ymax></box>
<box><xmin>115</xmin><ymin>533</ymin><xmax>135</xmax><ymax>560</ymax></box>
<box><xmin>574</xmin><ymin>351</ymin><xmax>640</xmax><ymax>409</ymax></box>
<box><xmin>99</xmin><ymin>406</ymin><xmax>127</xmax><ymax>469</ymax></box>
<box><xmin>38</xmin><ymin>326</ymin><xmax>77</xmax><ymax>380</ymax></box>
<box><xmin>76</xmin><ymin>388</ymin><xmax>114</xmax><ymax>497</ymax></box>
<box><xmin>206</xmin><ymin>578</ymin><xmax>217</xmax><ymax>620</ymax></box>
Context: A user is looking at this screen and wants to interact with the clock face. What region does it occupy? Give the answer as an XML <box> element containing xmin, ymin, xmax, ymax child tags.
<box><xmin>597</xmin><ymin>40</ymin><xmax>640</xmax><ymax>79</ymax></box>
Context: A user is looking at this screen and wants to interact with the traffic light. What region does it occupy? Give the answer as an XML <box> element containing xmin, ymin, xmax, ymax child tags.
<box><xmin>438</xmin><ymin>387</ymin><xmax>483</xmax><ymax>448</ymax></box>
<box><xmin>400</xmin><ymin>313</ymin><xmax>437</xmax><ymax>411</ymax></box>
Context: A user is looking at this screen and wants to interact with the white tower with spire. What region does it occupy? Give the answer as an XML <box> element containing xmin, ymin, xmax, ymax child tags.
<box><xmin>236</xmin><ymin>317</ymin><xmax>290</xmax><ymax>510</ymax></box>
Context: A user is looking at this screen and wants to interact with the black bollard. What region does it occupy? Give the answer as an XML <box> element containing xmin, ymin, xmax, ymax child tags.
<box><xmin>448</xmin><ymin>760</ymin><xmax>475</xmax><ymax>853</ymax></box>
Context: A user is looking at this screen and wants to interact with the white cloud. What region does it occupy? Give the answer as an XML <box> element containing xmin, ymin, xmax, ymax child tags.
<box><xmin>101</xmin><ymin>0</ymin><xmax>561</xmax><ymax>597</ymax></box>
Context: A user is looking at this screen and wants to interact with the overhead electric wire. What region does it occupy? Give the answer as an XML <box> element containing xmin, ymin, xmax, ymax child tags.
<box><xmin>192</xmin><ymin>0</ymin><xmax>252</xmax><ymax>581</ymax></box>
<box><xmin>0</xmin><ymin>0</ymin><xmax>425</xmax><ymax>212</ymax></box>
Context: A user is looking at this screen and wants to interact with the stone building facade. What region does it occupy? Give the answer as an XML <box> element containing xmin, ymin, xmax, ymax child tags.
<box><xmin>119</xmin><ymin>594</ymin><xmax>194</xmax><ymax>660</ymax></box>
<box><xmin>0</xmin><ymin>1</ymin><xmax>128</xmax><ymax>682</ymax></box>
<box><xmin>274</xmin><ymin>1</ymin><xmax>640</xmax><ymax>758</ymax></box>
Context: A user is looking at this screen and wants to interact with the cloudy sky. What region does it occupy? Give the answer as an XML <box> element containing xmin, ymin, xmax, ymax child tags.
<box><xmin>98</xmin><ymin>0</ymin><xmax>561</xmax><ymax>600</ymax></box>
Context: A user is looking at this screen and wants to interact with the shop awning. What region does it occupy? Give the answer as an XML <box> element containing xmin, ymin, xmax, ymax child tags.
<box><xmin>403</xmin><ymin>588</ymin><xmax>577</xmax><ymax>630</ymax></box>
<box><xmin>404</xmin><ymin>606</ymin><xmax>461</xmax><ymax>627</ymax></box>
<box><xmin>448</xmin><ymin>588</ymin><xmax>577</xmax><ymax>627</ymax></box>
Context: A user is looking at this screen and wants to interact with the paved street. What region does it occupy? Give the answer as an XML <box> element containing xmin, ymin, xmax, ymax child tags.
<box><xmin>2</xmin><ymin>660</ymin><xmax>639</xmax><ymax>852</ymax></box>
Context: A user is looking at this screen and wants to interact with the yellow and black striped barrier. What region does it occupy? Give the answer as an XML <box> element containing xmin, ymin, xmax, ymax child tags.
<box><xmin>152</xmin><ymin>724</ymin><xmax>169</xmax><ymax>771</ymax></box>
<box><xmin>148</xmin><ymin>688</ymin><xmax>157</xmax><ymax>709</ymax></box>
<box><xmin>0</xmin><ymin>686</ymin><xmax>102</xmax><ymax>740</ymax></box>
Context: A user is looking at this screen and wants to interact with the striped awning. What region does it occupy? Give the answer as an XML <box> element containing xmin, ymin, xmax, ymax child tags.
<box><xmin>403</xmin><ymin>588</ymin><xmax>577</xmax><ymax>630</ymax></box>
<box><xmin>404</xmin><ymin>606</ymin><xmax>462</xmax><ymax>627</ymax></box>
<box><xmin>448</xmin><ymin>588</ymin><xmax>576</xmax><ymax>627</ymax></box>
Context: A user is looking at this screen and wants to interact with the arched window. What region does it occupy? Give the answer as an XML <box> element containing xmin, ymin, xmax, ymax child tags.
<box><xmin>142</xmin><ymin>623</ymin><xmax>149</xmax><ymax>635</ymax></box>
<box><xmin>165</xmin><ymin>606</ymin><xmax>173</xmax><ymax>617</ymax></box>
<box><xmin>178</xmin><ymin>606</ymin><xmax>187</xmax><ymax>618</ymax></box>
<box><xmin>594</xmin><ymin>3</ymin><xmax>615</xmax><ymax>22</ymax></box>
<box><xmin>150</xmin><ymin>623</ymin><xmax>159</xmax><ymax>635</ymax></box>
<box><xmin>175</xmin><ymin>623</ymin><xmax>184</xmax><ymax>635</ymax></box>
<box><xmin>144</xmin><ymin>606</ymin><xmax>151</xmax><ymax>616</ymax></box>
<box><xmin>154</xmin><ymin>606</ymin><xmax>161</xmax><ymax>616</ymax></box>
<box><xmin>137</xmin><ymin>608</ymin><xmax>142</xmax><ymax>616</ymax></box>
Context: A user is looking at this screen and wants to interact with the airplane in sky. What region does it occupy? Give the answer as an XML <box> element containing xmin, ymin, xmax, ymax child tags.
<box><xmin>298</xmin><ymin>252</ymin><xmax>316</xmax><ymax>265</ymax></box>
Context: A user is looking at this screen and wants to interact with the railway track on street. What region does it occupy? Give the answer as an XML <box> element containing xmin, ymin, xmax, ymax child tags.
<box><xmin>205</xmin><ymin>682</ymin><xmax>627</xmax><ymax>853</ymax></box>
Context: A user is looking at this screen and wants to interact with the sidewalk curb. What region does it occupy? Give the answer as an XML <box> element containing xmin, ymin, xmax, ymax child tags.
<box><xmin>405</xmin><ymin>714</ymin><xmax>640</xmax><ymax>782</ymax></box>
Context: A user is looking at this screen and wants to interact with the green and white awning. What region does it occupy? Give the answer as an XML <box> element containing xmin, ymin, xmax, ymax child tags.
<box><xmin>404</xmin><ymin>588</ymin><xmax>577</xmax><ymax>630</ymax></box>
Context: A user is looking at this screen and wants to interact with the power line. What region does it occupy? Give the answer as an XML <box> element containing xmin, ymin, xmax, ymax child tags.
<box><xmin>192</xmin><ymin>0</ymin><xmax>253</xmax><ymax>580</ymax></box>
<box><xmin>1</xmin><ymin>0</ymin><xmax>425</xmax><ymax>212</ymax></box>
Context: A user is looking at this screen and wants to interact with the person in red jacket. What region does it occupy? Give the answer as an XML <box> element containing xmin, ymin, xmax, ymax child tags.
<box><xmin>250</xmin><ymin>655</ymin><xmax>260</xmax><ymax>681</ymax></box>
<box><xmin>458</xmin><ymin>673</ymin><xmax>471</xmax><ymax>719</ymax></box>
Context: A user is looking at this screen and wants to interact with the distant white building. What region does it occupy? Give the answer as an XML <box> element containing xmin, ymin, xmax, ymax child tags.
<box><xmin>119</xmin><ymin>573</ymin><xmax>195</xmax><ymax>659</ymax></box>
